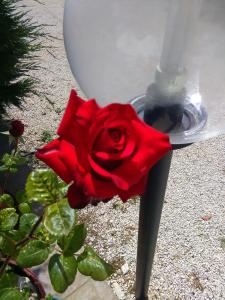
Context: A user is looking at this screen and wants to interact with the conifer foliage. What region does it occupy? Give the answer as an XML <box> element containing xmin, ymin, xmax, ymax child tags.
<box><xmin>0</xmin><ymin>0</ymin><xmax>43</xmax><ymax>118</ymax></box>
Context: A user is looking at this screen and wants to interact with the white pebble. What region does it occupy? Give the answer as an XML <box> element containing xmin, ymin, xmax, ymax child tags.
<box><xmin>112</xmin><ymin>282</ymin><xmax>126</xmax><ymax>300</ymax></box>
<box><xmin>121</xmin><ymin>262</ymin><xmax>129</xmax><ymax>275</ymax></box>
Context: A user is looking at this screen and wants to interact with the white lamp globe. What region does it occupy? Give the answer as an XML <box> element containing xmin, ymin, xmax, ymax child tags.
<box><xmin>64</xmin><ymin>0</ymin><xmax>225</xmax><ymax>145</ymax></box>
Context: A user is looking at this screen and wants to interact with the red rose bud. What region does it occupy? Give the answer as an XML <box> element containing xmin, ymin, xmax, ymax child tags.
<box><xmin>9</xmin><ymin>120</ymin><xmax>25</xmax><ymax>137</ymax></box>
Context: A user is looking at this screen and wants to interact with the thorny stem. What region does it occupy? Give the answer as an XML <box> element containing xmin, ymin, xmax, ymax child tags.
<box><xmin>13</xmin><ymin>138</ymin><xmax>19</xmax><ymax>155</ymax></box>
<box><xmin>21</xmin><ymin>151</ymin><xmax>36</xmax><ymax>157</ymax></box>
<box><xmin>1</xmin><ymin>137</ymin><xmax>19</xmax><ymax>195</ymax></box>
<box><xmin>2</xmin><ymin>172</ymin><xmax>10</xmax><ymax>195</ymax></box>
<box><xmin>0</xmin><ymin>214</ymin><xmax>44</xmax><ymax>279</ymax></box>
<box><xmin>16</xmin><ymin>214</ymin><xmax>44</xmax><ymax>248</ymax></box>
<box><xmin>0</xmin><ymin>256</ymin><xmax>10</xmax><ymax>279</ymax></box>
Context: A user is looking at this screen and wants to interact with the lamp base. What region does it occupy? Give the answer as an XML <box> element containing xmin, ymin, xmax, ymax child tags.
<box><xmin>130</xmin><ymin>84</ymin><xmax>207</xmax><ymax>146</ymax></box>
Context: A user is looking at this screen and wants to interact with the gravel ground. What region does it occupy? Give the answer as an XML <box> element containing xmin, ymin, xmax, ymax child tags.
<box><xmin>9</xmin><ymin>1</ymin><xmax>225</xmax><ymax>299</ymax></box>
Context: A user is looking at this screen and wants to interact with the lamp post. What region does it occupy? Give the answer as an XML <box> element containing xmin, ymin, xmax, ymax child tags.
<box><xmin>63</xmin><ymin>0</ymin><xmax>225</xmax><ymax>298</ymax></box>
<box><xmin>132</xmin><ymin>3</ymin><xmax>200</xmax><ymax>297</ymax></box>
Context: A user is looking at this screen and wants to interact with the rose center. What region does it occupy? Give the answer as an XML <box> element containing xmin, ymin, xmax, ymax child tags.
<box><xmin>108</xmin><ymin>128</ymin><xmax>122</xmax><ymax>143</ymax></box>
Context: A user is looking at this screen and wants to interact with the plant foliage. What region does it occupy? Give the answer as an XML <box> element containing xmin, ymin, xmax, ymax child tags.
<box><xmin>0</xmin><ymin>166</ymin><xmax>113</xmax><ymax>297</ymax></box>
<box><xmin>0</xmin><ymin>111</ymin><xmax>113</xmax><ymax>297</ymax></box>
<box><xmin>0</xmin><ymin>0</ymin><xmax>44</xmax><ymax>117</ymax></box>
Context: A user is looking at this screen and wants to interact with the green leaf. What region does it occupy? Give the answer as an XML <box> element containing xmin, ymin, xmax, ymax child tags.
<box><xmin>0</xmin><ymin>235</ymin><xmax>17</xmax><ymax>257</ymax></box>
<box><xmin>9</xmin><ymin>135</ymin><xmax>16</xmax><ymax>146</ymax></box>
<box><xmin>0</xmin><ymin>288</ymin><xmax>22</xmax><ymax>300</ymax></box>
<box><xmin>0</xmin><ymin>209</ymin><xmax>18</xmax><ymax>231</ymax></box>
<box><xmin>7</xmin><ymin>230</ymin><xmax>25</xmax><ymax>242</ymax></box>
<box><xmin>15</xmin><ymin>191</ymin><xmax>27</xmax><ymax>204</ymax></box>
<box><xmin>19</xmin><ymin>213</ymin><xmax>38</xmax><ymax>234</ymax></box>
<box><xmin>44</xmin><ymin>198</ymin><xmax>76</xmax><ymax>237</ymax></box>
<box><xmin>77</xmin><ymin>246</ymin><xmax>113</xmax><ymax>281</ymax></box>
<box><xmin>21</xmin><ymin>289</ymin><xmax>30</xmax><ymax>300</ymax></box>
<box><xmin>59</xmin><ymin>224</ymin><xmax>87</xmax><ymax>256</ymax></box>
<box><xmin>8</xmin><ymin>168</ymin><xmax>18</xmax><ymax>174</ymax></box>
<box><xmin>16</xmin><ymin>157</ymin><xmax>27</xmax><ymax>166</ymax></box>
<box><xmin>0</xmin><ymin>166</ymin><xmax>8</xmax><ymax>173</ymax></box>
<box><xmin>0</xmin><ymin>194</ymin><xmax>14</xmax><ymax>207</ymax></box>
<box><xmin>58</xmin><ymin>182</ymin><xmax>70</xmax><ymax>197</ymax></box>
<box><xmin>48</xmin><ymin>254</ymin><xmax>77</xmax><ymax>293</ymax></box>
<box><xmin>18</xmin><ymin>203</ymin><xmax>31</xmax><ymax>214</ymax></box>
<box><xmin>45</xmin><ymin>295</ymin><xmax>54</xmax><ymax>300</ymax></box>
<box><xmin>34</xmin><ymin>224</ymin><xmax>57</xmax><ymax>245</ymax></box>
<box><xmin>19</xmin><ymin>137</ymin><xmax>25</xmax><ymax>145</ymax></box>
<box><xmin>0</xmin><ymin>271</ymin><xmax>18</xmax><ymax>289</ymax></box>
<box><xmin>41</xmin><ymin>130</ymin><xmax>53</xmax><ymax>143</ymax></box>
<box><xmin>26</xmin><ymin>169</ymin><xmax>67</xmax><ymax>204</ymax></box>
<box><xmin>16</xmin><ymin>240</ymin><xmax>49</xmax><ymax>268</ymax></box>
<box><xmin>1</xmin><ymin>153</ymin><xmax>26</xmax><ymax>173</ymax></box>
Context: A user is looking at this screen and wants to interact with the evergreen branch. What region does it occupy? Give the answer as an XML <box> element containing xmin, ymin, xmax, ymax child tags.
<box><xmin>0</xmin><ymin>0</ymin><xmax>46</xmax><ymax>117</ymax></box>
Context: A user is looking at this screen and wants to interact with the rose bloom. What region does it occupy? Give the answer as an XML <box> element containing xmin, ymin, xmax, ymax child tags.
<box><xmin>9</xmin><ymin>120</ymin><xmax>24</xmax><ymax>137</ymax></box>
<box><xmin>36</xmin><ymin>90</ymin><xmax>171</xmax><ymax>208</ymax></box>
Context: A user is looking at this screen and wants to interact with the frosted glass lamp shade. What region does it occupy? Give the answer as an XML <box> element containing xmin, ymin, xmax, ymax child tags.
<box><xmin>64</xmin><ymin>0</ymin><xmax>225</xmax><ymax>144</ymax></box>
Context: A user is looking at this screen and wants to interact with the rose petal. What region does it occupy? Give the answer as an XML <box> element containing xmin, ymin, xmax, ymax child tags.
<box><xmin>98</xmin><ymin>103</ymin><xmax>137</xmax><ymax>121</ymax></box>
<box><xmin>93</xmin><ymin>128</ymin><xmax>126</xmax><ymax>153</ymax></box>
<box><xmin>89</xmin><ymin>119</ymin><xmax>132</xmax><ymax>151</ymax></box>
<box><xmin>57</xmin><ymin>90</ymin><xmax>100</xmax><ymax>170</ymax></box>
<box><xmin>119</xmin><ymin>176</ymin><xmax>147</xmax><ymax>202</ymax></box>
<box><xmin>88</xmin><ymin>103</ymin><xmax>171</xmax><ymax>191</ymax></box>
<box><xmin>35</xmin><ymin>139</ymin><xmax>73</xmax><ymax>183</ymax></box>
<box><xmin>75</xmin><ymin>99</ymin><xmax>100</xmax><ymax>126</ymax></box>
<box><xmin>67</xmin><ymin>183</ymin><xmax>112</xmax><ymax>208</ymax></box>
<box><xmin>132</xmin><ymin>119</ymin><xmax>172</xmax><ymax>167</ymax></box>
<box><xmin>83</xmin><ymin>171</ymin><xmax>146</xmax><ymax>203</ymax></box>
<box><xmin>83</xmin><ymin>173</ymin><xmax>119</xmax><ymax>198</ymax></box>
<box><xmin>57</xmin><ymin>89</ymin><xmax>84</xmax><ymax>137</ymax></box>
<box><xmin>93</xmin><ymin>132</ymin><xmax>135</xmax><ymax>163</ymax></box>
<box><xmin>57</xmin><ymin>89</ymin><xmax>99</xmax><ymax>146</ymax></box>
<box><xmin>58</xmin><ymin>139</ymin><xmax>85</xmax><ymax>184</ymax></box>
<box><xmin>90</xmin><ymin>122</ymin><xmax>136</xmax><ymax>164</ymax></box>
<box><xmin>88</xmin><ymin>155</ymin><xmax>129</xmax><ymax>190</ymax></box>
<box><xmin>110</xmin><ymin>119</ymin><xmax>172</xmax><ymax>187</ymax></box>
<box><xmin>67</xmin><ymin>184</ymin><xmax>89</xmax><ymax>209</ymax></box>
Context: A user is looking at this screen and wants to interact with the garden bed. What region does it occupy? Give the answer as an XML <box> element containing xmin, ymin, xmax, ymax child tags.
<box><xmin>8</xmin><ymin>1</ymin><xmax>225</xmax><ymax>299</ymax></box>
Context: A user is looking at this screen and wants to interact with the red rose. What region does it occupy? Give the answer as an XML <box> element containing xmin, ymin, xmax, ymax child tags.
<box><xmin>9</xmin><ymin>120</ymin><xmax>24</xmax><ymax>137</ymax></box>
<box><xmin>36</xmin><ymin>90</ymin><xmax>171</xmax><ymax>208</ymax></box>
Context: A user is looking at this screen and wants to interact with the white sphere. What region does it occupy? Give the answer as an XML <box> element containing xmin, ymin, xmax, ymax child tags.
<box><xmin>64</xmin><ymin>0</ymin><xmax>225</xmax><ymax>144</ymax></box>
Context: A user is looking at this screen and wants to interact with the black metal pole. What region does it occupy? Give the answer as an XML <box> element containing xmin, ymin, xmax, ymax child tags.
<box><xmin>133</xmin><ymin>85</ymin><xmax>194</xmax><ymax>299</ymax></box>
<box><xmin>135</xmin><ymin>150</ymin><xmax>173</xmax><ymax>300</ymax></box>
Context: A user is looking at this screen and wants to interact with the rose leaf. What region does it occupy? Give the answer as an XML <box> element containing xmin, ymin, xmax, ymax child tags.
<box><xmin>48</xmin><ymin>254</ymin><xmax>77</xmax><ymax>293</ymax></box>
<box><xmin>16</xmin><ymin>240</ymin><xmax>49</xmax><ymax>268</ymax></box>
<box><xmin>0</xmin><ymin>208</ymin><xmax>18</xmax><ymax>232</ymax></box>
<box><xmin>44</xmin><ymin>198</ymin><xmax>76</xmax><ymax>237</ymax></box>
<box><xmin>59</xmin><ymin>224</ymin><xmax>87</xmax><ymax>255</ymax></box>
<box><xmin>77</xmin><ymin>246</ymin><xmax>114</xmax><ymax>281</ymax></box>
